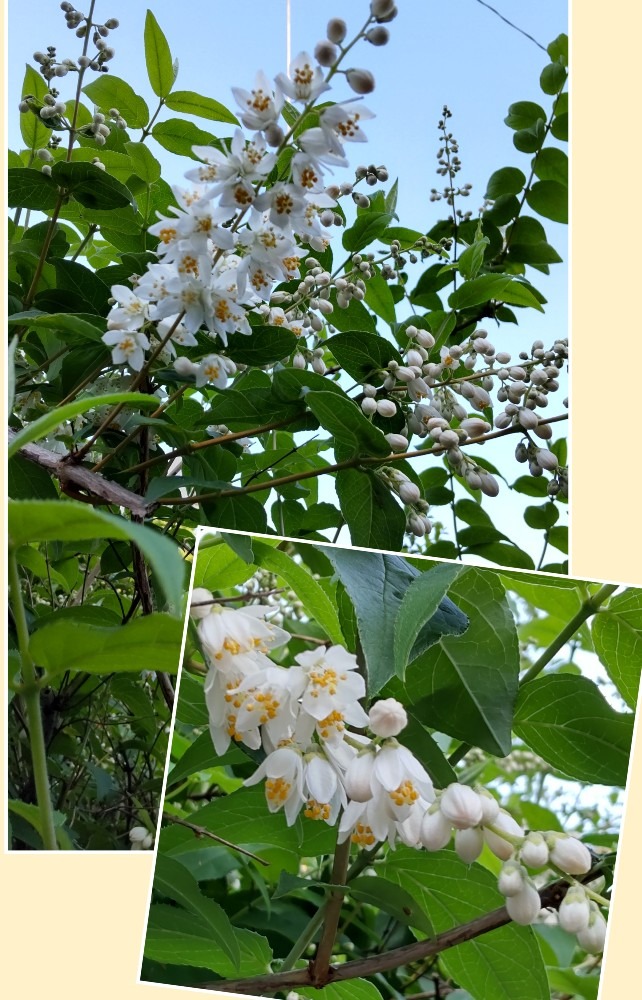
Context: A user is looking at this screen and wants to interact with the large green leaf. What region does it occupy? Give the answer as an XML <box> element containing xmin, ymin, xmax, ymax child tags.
<box><xmin>144</xmin><ymin>10</ymin><xmax>175</xmax><ymax>99</ymax></box>
<box><xmin>299</xmin><ymin>981</ymin><xmax>383</xmax><ymax>1000</ymax></box>
<box><xmin>145</xmin><ymin>903</ymin><xmax>271</xmax><ymax>977</ymax></box>
<box><xmin>592</xmin><ymin>590</ymin><xmax>642</xmax><ymax>708</ymax></box>
<box><xmin>7</xmin><ymin>168</ymin><xmax>59</xmax><ymax>211</ymax></box>
<box><xmin>165</xmin><ymin>90</ymin><xmax>238</xmax><ymax>125</ymax></box>
<box><xmin>343</xmin><ymin>211</ymin><xmax>395</xmax><ymax>253</ymax></box>
<box><xmin>152</xmin><ymin>119</ymin><xmax>225</xmax><ymax>159</ymax></box>
<box><xmin>29</xmin><ymin>613</ymin><xmax>182</xmax><ymax>675</ymax></box>
<box><xmin>526</xmin><ymin>181</ymin><xmax>568</xmax><ymax>224</ymax></box>
<box><xmin>153</xmin><ymin>855</ymin><xmax>240</xmax><ymax>968</ymax></box>
<box><xmin>382</xmin><ymin>849</ymin><xmax>548</xmax><ymax>1000</ymax></box>
<box><xmin>82</xmin><ymin>75</ymin><xmax>149</xmax><ymax>129</ymax></box>
<box><xmin>225</xmin><ymin>325</ymin><xmax>297</xmax><ymax>365</ymax></box>
<box><xmin>8</xmin><ymin>500</ymin><xmax>184</xmax><ymax>613</ymax></box>
<box><xmin>20</xmin><ymin>64</ymin><xmax>50</xmax><ymax>149</ymax></box>
<box><xmin>8</xmin><ymin>391</ymin><xmax>164</xmax><ymax>458</ymax></box>
<box><xmin>393</xmin><ymin>563</ymin><xmax>467</xmax><ymax>678</ymax></box>
<box><xmin>449</xmin><ymin>274</ymin><xmax>544</xmax><ymax>312</ymax></box>
<box><xmin>168</xmin><ymin>732</ymin><xmax>246</xmax><ymax>787</ymax></box>
<box><xmin>193</xmin><ymin>540</ymin><xmax>257</xmax><ymax>590</ymax></box>
<box><xmin>304</xmin><ymin>390</ymin><xmax>391</xmax><ymax>460</ymax></box>
<box><xmin>252</xmin><ymin>540</ymin><xmax>344</xmax><ymax>644</ymax></box>
<box><xmin>336</xmin><ymin>468</ymin><xmax>406</xmax><ymax>551</ymax></box>
<box><xmin>323</xmin><ymin>549</ymin><xmax>468</xmax><ymax>696</ymax></box>
<box><xmin>349</xmin><ymin>876</ymin><xmax>434</xmax><ymax>936</ymax></box>
<box><xmin>51</xmin><ymin>161</ymin><xmax>134</xmax><ymax>209</ymax></box>
<box><xmin>325</xmin><ymin>331</ymin><xmax>403</xmax><ymax>385</ymax></box>
<box><xmin>402</xmin><ymin>569</ymin><xmax>520</xmax><ymax>755</ymax></box>
<box><xmin>514</xmin><ymin>674</ymin><xmax>634</xmax><ymax>785</ymax></box>
<box><xmin>8</xmin><ymin>310</ymin><xmax>105</xmax><ymax>342</ymax></box>
<box><xmin>364</xmin><ymin>272</ymin><xmax>396</xmax><ymax>325</ymax></box>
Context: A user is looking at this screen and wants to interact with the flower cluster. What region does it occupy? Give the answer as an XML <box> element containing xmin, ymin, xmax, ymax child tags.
<box><xmin>191</xmin><ymin>596</ymin><xmax>605</xmax><ymax>951</ymax></box>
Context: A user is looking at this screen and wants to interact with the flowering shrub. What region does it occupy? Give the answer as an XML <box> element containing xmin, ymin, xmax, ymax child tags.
<box><xmin>142</xmin><ymin>535</ymin><xmax>640</xmax><ymax>999</ymax></box>
<box><xmin>9</xmin><ymin>0</ymin><xmax>568</xmax><ymax>568</ymax></box>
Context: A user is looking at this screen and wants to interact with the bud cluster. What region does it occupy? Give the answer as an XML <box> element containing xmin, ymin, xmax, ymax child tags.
<box><xmin>189</xmin><ymin>596</ymin><xmax>606</xmax><ymax>952</ymax></box>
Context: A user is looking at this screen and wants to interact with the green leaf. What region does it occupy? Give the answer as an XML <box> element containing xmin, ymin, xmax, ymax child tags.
<box><xmin>29</xmin><ymin>613</ymin><xmax>182</xmax><ymax>675</ymax></box>
<box><xmin>546</xmin><ymin>967</ymin><xmax>598</xmax><ymax>1000</ymax></box>
<box><xmin>514</xmin><ymin>674</ymin><xmax>634</xmax><ymax>785</ymax></box>
<box><xmin>20</xmin><ymin>65</ymin><xmax>50</xmax><ymax>148</ymax></box>
<box><xmin>165</xmin><ymin>90</ymin><xmax>238</xmax><ymax>125</ymax></box>
<box><xmin>252</xmin><ymin>540</ymin><xmax>344</xmax><ymax>644</ymax></box>
<box><xmin>364</xmin><ymin>271</ymin><xmax>396</xmax><ymax>325</ymax></box>
<box><xmin>51</xmin><ymin>161</ymin><xmax>134</xmax><ymax>209</ymax></box>
<box><xmin>144</xmin><ymin>10</ymin><xmax>175</xmax><ymax>98</ymax></box>
<box><xmin>8</xmin><ymin>335</ymin><xmax>18</xmax><ymax>413</ymax></box>
<box><xmin>8</xmin><ymin>500</ymin><xmax>184</xmax><ymax>614</ymax></box>
<box><xmin>8</xmin><ymin>799</ymin><xmax>70</xmax><ymax>850</ymax></box>
<box><xmin>323</xmin><ymin>549</ymin><xmax>467</xmax><ymax>696</ymax></box>
<box><xmin>304</xmin><ymin>390</ymin><xmax>391</xmax><ymax>459</ymax></box>
<box><xmin>550</xmin><ymin>112</ymin><xmax>568</xmax><ymax>141</ymax></box>
<box><xmin>153</xmin><ymin>855</ymin><xmax>240</xmax><ymax>968</ymax></box>
<box><xmin>335</xmin><ymin>468</ymin><xmax>406</xmax><ymax>553</ymax></box>
<box><xmin>125</xmin><ymin>141</ymin><xmax>162</xmax><ymax>184</ymax></box>
<box><xmin>328</xmin><ymin>290</ymin><xmax>377</xmax><ymax>333</ymax></box>
<box><xmin>82</xmin><ymin>75</ymin><xmax>150</xmax><ymax>129</ymax></box>
<box><xmin>448</xmin><ymin>274</ymin><xmax>544</xmax><ymax>312</ymax></box>
<box><xmin>326</xmin><ymin>331</ymin><xmax>403</xmax><ymax>385</ymax></box>
<box><xmin>393</xmin><ymin>563</ymin><xmax>466</xmax><ymax>678</ymax></box>
<box><xmin>225</xmin><ymin>325</ymin><xmax>297</xmax><ymax>365</ymax></box>
<box><xmin>548</xmin><ymin>34</ymin><xmax>568</xmax><ymax>65</ymax></box>
<box><xmin>201</xmin><ymin>494</ymin><xmax>268</xmax><ymax>534</ymax></box>
<box><xmin>8</xmin><ymin>392</ymin><xmax>163</xmax><ymax>458</ymax></box>
<box><xmin>298</xmin><ymin>981</ymin><xmax>384</xmax><ymax>1000</ymax></box>
<box><xmin>343</xmin><ymin>211</ymin><xmax>395</xmax><ymax>253</ymax></box>
<box><xmin>463</xmin><ymin>542</ymin><xmax>535</xmax><ymax>570</ymax></box>
<box><xmin>526</xmin><ymin>180</ymin><xmax>568</xmax><ymax>224</ymax></box>
<box><xmin>168</xmin><ymin>732</ymin><xmax>246</xmax><ymax>787</ymax></box>
<box><xmin>592</xmin><ymin>590</ymin><xmax>642</xmax><ymax>708</ymax></box>
<box><xmin>457</xmin><ymin>239</ymin><xmax>489</xmax><ymax>281</ymax></box>
<box><xmin>8</xmin><ymin>311</ymin><xmax>105</xmax><ymax>341</ymax></box>
<box><xmin>8</xmin><ymin>455</ymin><xmax>58</xmax><ymax>499</ymax></box>
<box><xmin>403</xmin><ymin>570</ymin><xmax>519</xmax><ymax>755</ymax></box>
<box><xmin>540</xmin><ymin>62</ymin><xmax>567</xmax><ymax>95</ymax></box>
<box><xmin>485</xmin><ymin>167</ymin><xmax>526</xmax><ymax>199</ymax></box>
<box><xmin>504</xmin><ymin>101</ymin><xmax>547</xmax><ymax>130</ymax></box>
<box><xmin>349</xmin><ymin>875</ymin><xmax>434</xmax><ymax>936</ymax></box>
<box><xmin>523</xmin><ymin>503</ymin><xmax>559</xmax><ymax>530</ymax></box>
<box><xmin>533</xmin><ymin>147</ymin><xmax>568</xmax><ymax>185</ymax></box>
<box><xmin>145</xmin><ymin>903</ymin><xmax>271</xmax><ymax>977</ymax></box>
<box><xmin>152</xmin><ymin>119</ymin><xmax>225</xmax><ymax>159</ymax></box>
<box><xmin>194</xmin><ymin>541</ymin><xmax>257</xmax><ymax>590</ymax></box>
<box><xmin>382</xmin><ymin>848</ymin><xmax>548</xmax><ymax>1000</ymax></box>
<box><xmin>7</xmin><ymin>168</ymin><xmax>58</xmax><ymax>211</ymax></box>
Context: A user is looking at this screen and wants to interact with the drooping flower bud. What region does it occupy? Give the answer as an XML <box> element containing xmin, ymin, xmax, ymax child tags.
<box><xmin>385</xmin><ymin>433</ymin><xmax>409</xmax><ymax>453</ymax></box>
<box><xmin>439</xmin><ymin>783</ymin><xmax>483</xmax><ymax>830</ymax></box>
<box><xmin>505</xmin><ymin>882</ymin><xmax>541</xmax><ymax>925</ymax></box>
<box><xmin>455</xmin><ymin>826</ymin><xmax>484</xmax><ymax>864</ymax></box>
<box><xmin>498</xmin><ymin>860</ymin><xmax>526</xmax><ymax>897</ymax></box>
<box><xmin>519</xmin><ymin>832</ymin><xmax>549</xmax><ymax>869</ymax></box>
<box><xmin>420</xmin><ymin>807</ymin><xmax>452</xmax><ymax>851</ymax></box>
<box><xmin>547</xmin><ymin>833</ymin><xmax>592</xmax><ymax>875</ymax></box>
<box><xmin>189</xmin><ymin>587</ymin><xmax>214</xmax><ymax>619</ymax></box>
<box><xmin>397</xmin><ymin>480</ymin><xmax>421</xmax><ymax>505</ymax></box>
<box><xmin>361</xmin><ymin>396</ymin><xmax>377</xmax><ymax>415</ymax></box>
<box><xmin>129</xmin><ymin>826</ymin><xmax>153</xmax><ymax>850</ymax></box>
<box><xmin>558</xmin><ymin>885</ymin><xmax>591</xmax><ymax>934</ymax></box>
<box><xmin>315</xmin><ymin>40</ymin><xmax>338</xmax><ymax>66</ymax></box>
<box><xmin>483</xmin><ymin>809</ymin><xmax>523</xmax><ymax>861</ymax></box>
<box><xmin>368</xmin><ymin>698</ymin><xmax>407</xmax><ymax>737</ymax></box>
<box><xmin>344</xmin><ymin>751</ymin><xmax>376</xmax><ymax>802</ymax></box>
<box><xmin>477</xmin><ymin>788</ymin><xmax>500</xmax><ymax>825</ymax></box>
<box><xmin>326</xmin><ymin>18</ymin><xmax>347</xmax><ymax>43</ymax></box>
<box><xmin>576</xmin><ymin>902</ymin><xmax>607</xmax><ymax>953</ymax></box>
<box><xmin>346</xmin><ymin>69</ymin><xmax>376</xmax><ymax>95</ymax></box>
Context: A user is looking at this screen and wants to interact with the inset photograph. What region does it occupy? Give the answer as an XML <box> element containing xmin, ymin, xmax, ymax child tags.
<box><xmin>140</xmin><ymin>532</ymin><xmax>639</xmax><ymax>999</ymax></box>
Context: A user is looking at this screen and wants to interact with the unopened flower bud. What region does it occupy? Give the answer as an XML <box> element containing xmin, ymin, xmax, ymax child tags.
<box><xmin>385</xmin><ymin>433</ymin><xmax>409</xmax><ymax>452</ymax></box>
<box><xmin>368</xmin><ymin>698</ymin><xmax>407</xmax><ymax>737</ymax></box>
<box><xmin>477</xmin><ymin>788</ymin><xmax>500</xmax><ymax>825</ymax></box>
<box><xmin>520</xmin><ymin>832</ymin><xmax>549</xmax><ymax>869</ymax></box>
<box><xmin>326</xmin><ymin>17</ymin><xmax>347</xmax><ymax>43</ymax></box>
<box><xmin>576</xmin><ymin>903</ymin><xmax>607</xmax><ymax>954</ymax></box>
<box><xmin>129</xmin><ymin>826</ymin><xmax>153</xmax><ymax>850</ymax></box>
<box><xmin>535</xmin><ymin>447</ymin><xmax>558</xmax><ymax>471</ymax></box>
<box><xmin>344</xmin><ymin>752</ymin><xmax>375</xmax><ymax>802</ymax></box>
<box><xmin>365</xmin><ymin>26</ymin><xmax>390</xmax><ymax>45</ymax></box>
<box><xmin>189</xmin><ymin>587</ymin><xmax>214</xmax><ymax>619</ymax></box>
<box><xmin>420</xmin><ymin>807</ymin><xmax>452</xmax><ymax>851</ymax></box>
<box><xmin>315</xmin><ymin>40</ymin><xmax>338</xmax><ymax>66</ymax></box>
<box><xmin>346</xmin><ymin>68</ymin><xmax>376</xmax><ymax>94</ymax></box>
<box><xmin>376</xmin><ymin>399</ymin><xmax>397</xmax><ymax>418</ymax></box>
<box><xmin>498</xmin><ymin>860</ymin><xmax>527</xmax><ymax>897</ymax></box>
<box><xmin>361</xmin><ymin>396</ymin><xmax>377</xmax><ymax>415</ymax></box>
<box><xmin>312</xmin><ymin>356</ymin><xmax>326</xmax><ymax>375</ymax></box>
<box><xmin>455</xmin><ymin>827</ymin><xmax>484</xmax><ymax>864</ymax></box>
<box><xmin>505</xmin><ymin>882</ymin><xmax>541</xmax><ymax>925</ymax></box>
<box><xmin>547</xmin><ymin>834</ymin><xmax>592</xmax><ymax>875</ymax></box>
<box><xmin>558</xmin><ymin>886</ymin><xmax>590</xmax><ymax>934</ymax></box>
<box><xmin>264</xmin><ymin>122</ymin><xmax>285</xmax><ymax>146</ymax></box>
<box><xmin>173</xmin><ymin>356</ymin><xmax>199</xmax><ymax>377</ymax></box>
<box><xmin>371</xmin><ymin>0</ymin><xmax>396</xmax><ymax>19</ymax></box>
<box><xmin>398</xmin><ymin>481</ymin><xmax>421</xmax><ymax>505</ymax></box>
<box><xmin>484</xmin><ymin>809</ymin><xmax>523</xmax><ymax>860</ymax></box>
<box><xmin>293</xmin><ymin>353</ymin><xmax>306</xmax><ymax>370</ymax></box>
<box><xmin>440</xmin><ymin>783</ymin><xmax>483</xmax><ymax>830</ymax></box>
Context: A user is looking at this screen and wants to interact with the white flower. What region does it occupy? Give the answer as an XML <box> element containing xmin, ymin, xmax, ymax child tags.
<box><xmin>303</xmin><ymin>753</ymin><xmax>346</xmax><ymax>825</ymax></box>
<box><xmin>439</xmin><ymin>783</ymin><xmax>483</xmax><ymax>830</ymax></box>
<box><xmin>129</xmin><ymin>826</ymin><xmax>153</xmax><ymax>850</ymax></box>
<box><xmin>558</xmin><ymin>886</ymin><xmax>591</xmax><ymax>934</ymax></box>
<box><xmin>338</xmin><ymin>793</ymin><xmax>396</xmax><ymax>848</ymax></box>
<box><xmin>275</xmin><ymin>52</ymin><xmax>329</xmax><ymax>104</ymax></box>
<box><xmin>245</xmin><ymin>744</ymin><xmax>305</xmax><ymax>826</ymax></box>
<box><xmin>195</xmin><ymin>354</ymin><xmax>230</xmax><ymax>389</ymax></box>
<box><xmin>108</xmin><ymin>284</ymin><xmax>150</xmax><ymax>329</ymax></box>
<box><xmin>233</xmin><ymin>665</ymin><xmax>299</xmax><ymax>748</ymax></box>
<box><xmin>368</xmin><ymin>698</ymin><xmax>407</xmax><ymax>737</ymax></box>
<box><xmin>232</xmin><ymin>71</ymin><xmax>284</xmax><ymax>131</ymax></box>
<box><xmin>547</xmin><ymin>833</ymin><xmax>592</xmax><ymax>875</ymax></box>
<box><xmin>505</xmin><ymin>882</ymin><xmax>541</xmax><ymax>926</ymax></box>
<box><xmin>372</xmin><ymin>743</ymin><xmax>434</xmax><ymax>814</ymax></box>
<box><xmin>102</xmin><ymin>328</ymin><xmax>150</xmax><ymax>371</ymax></box>
<box><xmin>198</xmin><ymin>604</ymin><xmax>289</xmax><ymax>664</ymax></box>
<box><xmin>288</xmin><ymin>645</ymin><xmax>367</xmax><ymax>725</ymax></box>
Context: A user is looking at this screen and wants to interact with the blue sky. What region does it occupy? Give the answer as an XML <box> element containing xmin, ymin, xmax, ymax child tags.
<box><xmin>8</xmin><ymin>0</ymin><xmax>569</xmax><ymax>561</ymax></box>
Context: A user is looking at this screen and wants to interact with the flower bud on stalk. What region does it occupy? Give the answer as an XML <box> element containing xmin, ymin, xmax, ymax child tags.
<box><xmin>505</xmin><ymin>882</ymin><xmax>541</xmax><ymax>925</ymax></box>
<box><xmin>346</xmin><ymin>69</ymin><xmax>376</xmax><ymax>94</ymax></box>
<box><xmin>558</xmin><ymin>885</ymin><xmax>591</xmax><ymax>933</ymax></box>
<box><xmin>368</xmin><ymin>698</ymin><xmax>407</xmax><ymax>737</ymax></box>
<box><xmin>189</xmin><ymin>587</ymin><xmax>214</xmax><ymax>619</ymax></box>
<box><xmin>439</xmin><ymin>783</ymin><xmax>483</xmax><ymax>829</ymax></box>
<box><xmin>498</xmin><ymin>860</ymin><xmax>527</xmax><ymax>897</ymax></box>
<box><xmin>547</xmin><ymin>833</ymin><xmax>592</xmax><ymax>875</ymax></box>
<box><xmin>420</xmin><ymin>807</ymin><xmax>453</xmax><ymax>851</ymax></box>
<box><xmin>326</xmin><ymin>18</ymin><xmax>347</xmax><ymax>43</ymax></box>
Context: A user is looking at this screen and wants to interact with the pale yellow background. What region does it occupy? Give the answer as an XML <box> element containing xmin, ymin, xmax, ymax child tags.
<box><xmin>2</xmin><ymin>1</ymin><xmax>642</xmax><ymax>998</ymax></box>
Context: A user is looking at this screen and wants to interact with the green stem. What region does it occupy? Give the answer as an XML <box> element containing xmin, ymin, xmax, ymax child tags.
<box><xmin>8</xmin><ymin>549</ymin><xmax>58</xmax><ymax>850</ymax></box>
<box><xmin>280</xmin><ymin>906</ymin><xmax>327</xmax><ymax>973</ymax></box>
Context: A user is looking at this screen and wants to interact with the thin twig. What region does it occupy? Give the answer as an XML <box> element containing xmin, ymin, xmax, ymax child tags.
<box><xmin>163</xmin><ymin>814</ymin><xmax>269</xmax><ymax>866</ymax></box>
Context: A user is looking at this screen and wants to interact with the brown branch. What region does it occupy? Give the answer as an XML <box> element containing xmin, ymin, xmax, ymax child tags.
<box><xmin>195</xmin><ymin>872</ymin><xmax>593</xmax><ymax>994</ymax></box>
<box><xmin>9</xmin><ymin>429</ymin><xmax>151</xmax><ymax>517</ymax></box>
<box><xmin>162</xmin><ymin>814</ymin><xmax>269</xmax><ymax>866</ymax></box>
<box><xmin>310</xmin><ymin>837</ymin><xmax>352</xmax><ymax>984</ymax></box>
